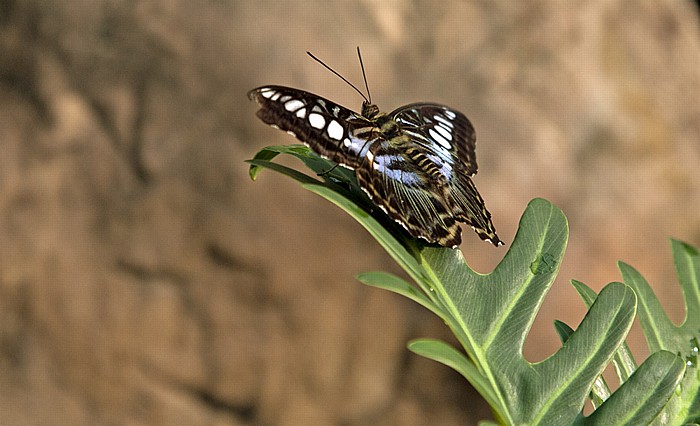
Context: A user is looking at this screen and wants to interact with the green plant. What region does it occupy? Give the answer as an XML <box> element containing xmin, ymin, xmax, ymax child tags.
<box><xmin>247</xmin><ymin>144</ymin><xmax>698</xmax><ymax>425</ymax></box>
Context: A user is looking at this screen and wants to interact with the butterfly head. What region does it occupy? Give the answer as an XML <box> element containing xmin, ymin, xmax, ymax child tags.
<box><xmin>307</xmin><ymin>48</ymin><xmax>382</xmax><ymax>121</ymax></box>
<box><xmin>361</xmin><ymin>101</ymin><xmax>381</xmax><ymax>119</ymax></box>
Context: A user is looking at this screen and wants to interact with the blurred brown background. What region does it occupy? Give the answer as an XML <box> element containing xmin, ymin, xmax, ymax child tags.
<box><xmin>0</xmin><ymin>0</ymin><xmax>699</xmax><ymax>424</ymax></box>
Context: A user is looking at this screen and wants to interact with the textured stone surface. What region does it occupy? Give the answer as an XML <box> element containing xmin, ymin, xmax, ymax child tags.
<box><xmin>0</xmin><ymin>0</ymin><xmax>698</xmax><ymax>424</ymax></box>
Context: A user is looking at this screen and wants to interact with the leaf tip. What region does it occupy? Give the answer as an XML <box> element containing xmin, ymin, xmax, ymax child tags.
<box><xmin>671</xmin><ymin>238</ymin><xmax>699</xmax><ymax>257</ymax></box>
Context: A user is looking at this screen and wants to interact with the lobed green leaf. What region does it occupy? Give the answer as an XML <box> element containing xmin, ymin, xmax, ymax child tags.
<box><xmin>247</xmin><ymin>144</ymin><xmax>694</xmax><ymax>425</ymax></box>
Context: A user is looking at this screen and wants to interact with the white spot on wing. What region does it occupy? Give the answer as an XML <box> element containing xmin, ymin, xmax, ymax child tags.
<box><xmin>295</xmin><ymin>108</ymin><xmax>306</xmax><ymax>118</ymax></box>
<box><xmin>327</xmin><ymin>120</ymin><xmax>344</xmax><ymax>140</ymax></box>
<box><xmin>280</xmin><ymin>95</ymin><xmax>291</xmax><ymax>102</ymax></box>
<box><xmin>343</xmin><ymin>138</ymin><xmax>352</xmax><ymax>147</ymax></box>
<box><xmin>308</xmin><ymin>113</ymin><xmax>325</xmax><ymax>129</ymax></box>
<box><xmin>435</xmin><ymin>115</ymin><xmax>454</xmax><ymax>128</ymax></box>
<box><xmin>285</xmin><ymin>99</ymin><xmax>304</xmax><ymax>112</ymax></box>
<box><xmin>287</xmin><ymin>130</ymin><xmax>296</xmax><ymax>137</ymax></box>
<box><xmin>444</xmin><ymin>110</ymin><xmax>456</xmax><ymax>119</ymax></box>
<box><xmin>261</xmin><ymin>89</ymin><xmax>275</xmax><ymax>99</ymax></box>
<box><xmin>271</xmin><ymin>92</ymin><xmax>281</xmax><ymax>101</ymax></box>
<box><xmin>435</xmin><ymin>124</ymin><xmax>452</xmax><ymax>141</ymax></box>
<box><xmin>429</xmin><ymin>128</ymin><xmax>451</xmax><ymax>149</ymax></box>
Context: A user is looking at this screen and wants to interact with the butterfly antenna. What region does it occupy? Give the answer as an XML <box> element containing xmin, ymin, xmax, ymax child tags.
<box><xmin>306</xmin><ymin>51</ymin><xmax>369</xmax><ymax>104</ymax></box>
<box><xmin>356</xmin><ymin>46</ymin><xmax>372</xmax><ymax>104</ymax></box>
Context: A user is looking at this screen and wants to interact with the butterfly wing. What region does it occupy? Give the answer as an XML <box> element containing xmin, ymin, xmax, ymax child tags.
<box><xmin>355</xmin><ymin>139</ymin><xmax>464</xmax><ymax>247</ymax></box>
<box><xmin>248</xmin><ymin>86</ymin><xmax>375</xmax><ymax>169</ymax></box>
<box><xmin>391</xmin><ymin>103</ymin><xmax>478</xmax><ymax>175</ymax></box>
<box><xmin>389</xmin><ymin>104</ymin><xmax>502</xmax><ymax>246</ymax></box>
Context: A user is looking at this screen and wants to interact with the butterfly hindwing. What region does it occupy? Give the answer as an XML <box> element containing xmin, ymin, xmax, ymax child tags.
<box><xmin>391</xmin><ymin>103</ymin><xmax>478</xmax><ymax>176</ymax></box>
<box><xmin>356</xmin><ymin>139</ymin><xmax>463</xmax><ymax>247</ymax></box>
<box><xmin>389</xmin><ymin>104</ymin><xmax>501</xmax><ymax>245</ymax></box>
<box><xmin>446</xmin><ymin>173</ymin><xmax>501</xmax><ymax>245</ymax></box>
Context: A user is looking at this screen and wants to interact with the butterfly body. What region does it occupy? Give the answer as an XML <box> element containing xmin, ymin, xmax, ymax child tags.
<box><xmin>248</xmin><ymin>85</ymin><xmax>501</xmax><ymax>248</ymax></box>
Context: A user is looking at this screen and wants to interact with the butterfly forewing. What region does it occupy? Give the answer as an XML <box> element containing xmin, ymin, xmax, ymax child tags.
<box><xmin>248</xmin><ymin>86</ymin><xmax>377</xmax><ymax>169</ymax></box>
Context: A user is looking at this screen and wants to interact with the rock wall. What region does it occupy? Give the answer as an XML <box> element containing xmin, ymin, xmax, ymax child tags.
<box><xmin>0</xmin><ymin>1</ymin><xmax>698</xmax><ymax>424</ymax></box>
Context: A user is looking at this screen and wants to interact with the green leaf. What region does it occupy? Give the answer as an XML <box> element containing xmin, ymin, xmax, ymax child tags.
<box><xmin>246</xmin><ymin>159</ymin><xmax>322</xmax><ymax>186</ymax></box>
<box><xmin>357</xmin><ymin>271</ymin><xmax>444</xmax><ymax>318</ymax></box>
<box><xmin>581</xmin><ymin>351</ymin><xmax>684</xmax><ymax>425</ymax></box>
<box><xmin>616</xmin><ymin>240</ymin><xmax>700</xmax><ymax>424</ymax></box>
<box><xmin>570</xmin><ymin>279</ymin><xmax>637</xmax><ymax>381</ymax></box>
<box><xmin>245</xmin><ymin>145</ymin><xmax>679</xmax><ymax>425</ymax></box>
<box><xmin>553</xmin><ymin>319</ymin><xmax>574</xmax><ymax>342</ymax></box>
<box><xmin>248</xmin><ymin>145</ymin><xmax>283</xmax><ymax>180</ymax></box>
<box><xmin>554</xmin><ymin>319</ymin><xmax>611</xmax><ymax>409</ymax></box>
<box><xmin>310</xmin><ymin>187</ymin><xmax>636</xmax><ymax>424</ymax></box>
<box><xmin>529</xmin><ymin>282</ymin><xmax>636</xmax><ymax>423</ymax></box>
<box><xmin>617</xmin><ymin>263</ymin><xmax>679</xmax><ymax>354</ymax></box>
<box><xmin>408</xmin><ymin>338</ymin><xmax>502</xmax><ymax>416</ymax></box>
<box><xmin>247</xmin><ymin>145</ymin><xmax>361</xmax><ymax>198</ymax></box>
<box><xmin>674</xmin><ymin>240</ymin><xmax>700</xmax><ymax>327</ymax></box>
<box><xmin>248</xmin><ymin>144</ymin><xmax>347</xmax><ymax>181</ymax></box>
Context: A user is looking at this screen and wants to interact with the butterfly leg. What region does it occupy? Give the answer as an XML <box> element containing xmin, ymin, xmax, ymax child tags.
<box><xmin>317</xmin><ymin>163</ymin><xmax>340</xmax><ymax>176</ymax></box>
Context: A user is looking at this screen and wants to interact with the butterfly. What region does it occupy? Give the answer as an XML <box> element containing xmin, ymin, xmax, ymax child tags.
<box><xmin>248</xmin><ymin>49</ymin><xmax>501</xmax><ymax>248</ymax></box>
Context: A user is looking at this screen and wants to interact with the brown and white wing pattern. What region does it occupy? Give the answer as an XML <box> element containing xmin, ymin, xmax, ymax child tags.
<box><xmin>248</xmin><ymin>86</ymin><xmax>376</xmax><ymax>169</ymax></box>
<box><xmin>389</xmin><ymin>104</ymin><xmax>501</xmax><ymax>246</ymax></box>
